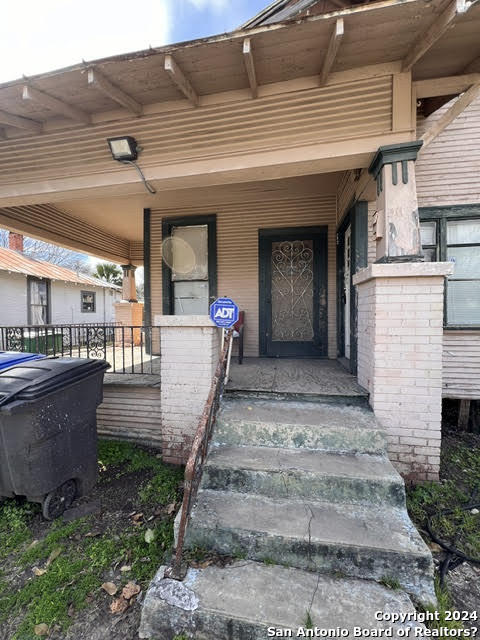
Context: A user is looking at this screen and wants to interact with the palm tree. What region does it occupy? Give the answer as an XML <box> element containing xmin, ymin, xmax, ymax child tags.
<box><xmin>93</xmin><ymin>262</ymin><xmax>122</xmax><ymax>286</ymax></box>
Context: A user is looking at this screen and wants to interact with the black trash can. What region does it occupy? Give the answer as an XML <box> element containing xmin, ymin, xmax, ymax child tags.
<box><xmin>0</xmin><ymin>358</ymin><xmax>109</xmax><ymax>519</ymax></box>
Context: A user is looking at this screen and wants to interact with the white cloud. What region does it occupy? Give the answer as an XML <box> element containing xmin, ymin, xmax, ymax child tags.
<box><xmin>0</xmin><ymin>0</ymin><xmax>171</xmax><ymax>83</ymax></box>
<box><xmin>184</xmin><ymin>0</ymin><xmax>229</xmax><ymax>12</ymax></box>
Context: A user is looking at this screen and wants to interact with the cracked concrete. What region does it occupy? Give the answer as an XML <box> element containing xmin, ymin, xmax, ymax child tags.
<box><xmin>140</xmin><ymin>394</ymin><xmax>436</xmax><ymax>638</ymax></box>
<box><xmin>140</xmin><ymin>561</ymin><xmax>425</xmax><ymax>639</ymax></box>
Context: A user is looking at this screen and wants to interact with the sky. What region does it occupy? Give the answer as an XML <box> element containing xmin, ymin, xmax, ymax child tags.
<box><xmin>0</xmin><ymin>0</ymin><xmax>269</xmax><ymax>84</ymax></box>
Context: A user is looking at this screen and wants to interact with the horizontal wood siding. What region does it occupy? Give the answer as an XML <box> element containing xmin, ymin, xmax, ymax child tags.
<box><xmin>0</xmin><ymin>203</ymin><xmax>130</xmax><ymax>263</ymax></box>
<box><xmin>443</xmin><ymin>331</ymin><xmax>480</xmax><ymax>399</ymax></box>
<box><xmin>97</xmin><ymin>384</ymin><xmax>162</xmax><ymax>447</ymax></box>
<box><xmin>150</xmin><ymin>181</ymin><xmax>337</xmax><ymax>358</ymax></box>
<box><xmin>129</xmin><ymin>241</ymin><xmax>144</xmax><ymax>264</ymax></box>
<box><xmin>0</xmin><ymin>75</ymin><xmax>393</xmax><ymax>188</ymax></box>
<box><xmin>416</xmin><ymin>95</ymin><xmax>480</xmax><ymax>207</ymax></box>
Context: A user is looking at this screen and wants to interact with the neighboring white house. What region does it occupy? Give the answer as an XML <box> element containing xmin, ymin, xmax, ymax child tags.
<box><xmin>0</xmin><ymin>234</ymin><xmax>122</xmax><ymax>326</ymax></box>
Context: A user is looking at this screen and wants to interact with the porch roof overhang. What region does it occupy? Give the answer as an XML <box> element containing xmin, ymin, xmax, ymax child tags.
<box><xmin>0</xmin><ymin>0</ymin><xmax>479</xmax><ymax>141</ymax></box>
<box><xmin>0</xmin><ymin>0</ymin><xmax>479</xmax><ymax>265</ymax></box>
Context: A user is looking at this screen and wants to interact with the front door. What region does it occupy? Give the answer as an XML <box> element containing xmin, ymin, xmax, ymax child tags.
<box><xmin>259</xmin><ymin>227</ymin><xmax>328</xmax><ymax>357</ymax></box>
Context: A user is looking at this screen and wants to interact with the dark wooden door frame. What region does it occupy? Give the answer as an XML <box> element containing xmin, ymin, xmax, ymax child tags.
<box><xmin>259</xmin><ymin>226</ymin><xmax>328</xmax><ymax>358</ymax></box>
<box><xmin>161</xmin><ymin>214</ymin><xmax>217</xmax><ymax>315</ymax></box>
<box><xmin>336</xmin><ymin>201</ymin><xmax>368</xmax><ymax>375</ymax></box>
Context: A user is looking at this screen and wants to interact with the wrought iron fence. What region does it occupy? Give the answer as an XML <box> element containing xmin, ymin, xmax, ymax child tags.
<box><xmin>0</xmin><ymin>324</ymin><xmax>160</xmax><ymax>375</ymax></box>
<box><xmin>169</xmin><ymin>329</ymin><xmax>233</xmax><ymax>579</ymax></box>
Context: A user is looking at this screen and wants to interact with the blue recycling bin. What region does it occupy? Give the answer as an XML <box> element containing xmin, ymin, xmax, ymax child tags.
<box><xmin>0</xmin><ymin>351</ymin><xmax>45</xmax><ymax>371</ymax></box>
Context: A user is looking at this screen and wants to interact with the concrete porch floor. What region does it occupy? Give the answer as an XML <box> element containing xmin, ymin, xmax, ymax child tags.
<box><xmin>226</xmin><ymin>358</ymin><xmax>368</xmax><ymax>399</ymax></box>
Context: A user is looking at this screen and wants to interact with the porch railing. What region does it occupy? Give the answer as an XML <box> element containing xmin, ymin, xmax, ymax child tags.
<box><xmin>169</xmin><ymin>329</ymin><xmax>233</xmax><ymax>579</ymax></box>
<box><xmin>0</xmin><ymin>324</ymin><xmax>160</xmax><ymax>375</ymax></box>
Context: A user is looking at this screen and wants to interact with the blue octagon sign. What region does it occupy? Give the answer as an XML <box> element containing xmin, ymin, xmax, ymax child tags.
<box><xmin>210</xmin><ymin>297</ymin><xmax>239</xmax><ymax>328</ymax></box>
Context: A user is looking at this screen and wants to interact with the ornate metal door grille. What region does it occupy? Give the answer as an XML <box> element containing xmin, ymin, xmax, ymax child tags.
<box><xmin>271</xmin><ymin>240</ymin><xmax>314</xmax><ymax>342</ymax></box>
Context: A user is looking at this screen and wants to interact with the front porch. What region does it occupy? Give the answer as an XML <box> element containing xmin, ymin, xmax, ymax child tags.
<box><xmin>227</xmin><ymin>357</ymin><xmax>367</xmax><ymax>402</ymax></box>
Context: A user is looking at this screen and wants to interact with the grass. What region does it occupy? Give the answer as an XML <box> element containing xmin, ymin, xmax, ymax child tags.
<box><xmin>380</xmin><ymin>576</ymin><xmax>401</xmax><ymax>591</ymax></box>
<box><xmin>0</xmin><ymin>440</ymin><xmax>183</xmax><ymax>640</ymax></box>
<box><xmin>304</xmin><ymin>611</ymin><xmax>314</xmax><ymax>630</ymax></box>
<box><xmin>406</xmin><ymin>434</ymin><xmax>480</xmax><ymax>628</ymax></box>
<box><xmin>407</xmin><ymin>439</ymin><xmax>480</xmax><ymax>561</ymax></box>
<box><xmin>416</xmin><ymin>578</ymin><xmax>465</xmax><ymax>631</ymax></box>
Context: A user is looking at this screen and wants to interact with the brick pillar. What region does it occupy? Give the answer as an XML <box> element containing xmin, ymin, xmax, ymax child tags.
<box><xmin>121</xmin><ymin>264</ymin><xmax>138</xmax><ymax>302</ymax></box>
<box><xmin>155</xmin><ymin>316</ymin><xmax>221</xmax><ymax>465</ymax></box>
<box><xmin>114</xmin><ymin>301</ymin><xmax>144</xmax><ymax>345</ymax></box>
<box><xmin>354</xmin><ymin>263</ymin><xmax>453</xmax><ymax>481</ymax></box>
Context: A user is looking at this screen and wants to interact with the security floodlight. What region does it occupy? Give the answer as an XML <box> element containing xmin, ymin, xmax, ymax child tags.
<box><xmin>106</xmin><ymin>136</ymin><xmax>156</xmax><ymax>194</ymax></box>
<box><xmin>107</xmin><ymin>136</ymin><xmax>138</xmax><ymax>162</ymax></box>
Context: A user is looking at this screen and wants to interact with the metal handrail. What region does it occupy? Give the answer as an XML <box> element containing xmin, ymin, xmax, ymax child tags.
<box><xmin>169</xmin><ymin>329</ymin><xmax>233</xmax><ymax>579</ymax></box>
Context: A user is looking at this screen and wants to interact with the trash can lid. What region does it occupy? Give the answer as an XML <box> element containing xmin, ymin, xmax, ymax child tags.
<box><xmin>0</xmin><ymin>351</ymin><xmax>45</xmax><ymax>371</ymax></box>
<box><xmin>0</xmin><ymin>358</ymin><xmax>109</xmax><ymax>407</ymax></box>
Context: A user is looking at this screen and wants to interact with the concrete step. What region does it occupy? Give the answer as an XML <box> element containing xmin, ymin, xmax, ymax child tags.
<box><xmin>140</xmin><ymin>561</ymin><xmax>424</xmax><ymax>640</ymax></box>
<box><xmin>213</xmin><ymin>397</ymin><xmax>386</xmax><ymax>455</ymax></box>
<box><xmin>186</xmin><ymin>489</ymin><xmax>435</xmax><ymax>604</ymax></box>
<box><xmin>203</xmin><ymin>445</ymin><xmax>406</xmax><ymax>507</ymax></box>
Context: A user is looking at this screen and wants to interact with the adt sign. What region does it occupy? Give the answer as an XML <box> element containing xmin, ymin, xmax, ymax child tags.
<box><xmin>210</xmin><ymin>297</ymin><xmax>239</xmax><ymax>328</ymax></box>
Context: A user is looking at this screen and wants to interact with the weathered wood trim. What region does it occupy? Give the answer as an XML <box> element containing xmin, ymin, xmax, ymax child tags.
<box><xmin>164</xmin><ymin>54</ymin><xmax>199</xmax><ymax>107</ymax></box>
<box><xmin>402</xmin><ymin>0</ymin><xmax>470</xmax><ymax>72</ymax></box>
<box><xmin>87</xmin><ymin>68</ymin><xmax>143</xmax><ymax>116</ymax></box>
<box><xmin>392</xmin><ymin>72</ymin><xmax>412</xmax><ymax>131</ymax></box>
<box><xmin>22</xmin><ymin>86</ymin><xmax>90</xmax><ymax>125</ymax></box>
<box><xmin>420</xmin><ymin>83</ymin><xmax>480</xmax><ymax>148</ymax></box>
<box><xmin>319</xmin><ymin>18</ymin><xmax>344</xmax><ymax>87</ymax></box>
<box><xmin>414</xmin><ymin>74</ymin><xmax>480</xmax><ymax>98</ymax></box>
<box><xmin>243</xmin><ymin>38</ymin><xmax>258</xmax><ymax>99</ymax></box>
<box><xmin>0</xmin><ymin>109</ymin><xmax>41</xmax><ymax>133</ymax></box>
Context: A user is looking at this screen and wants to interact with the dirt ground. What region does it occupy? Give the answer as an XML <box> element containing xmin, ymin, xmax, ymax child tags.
<box><xmin>1</xmin><ymin>408</ymin><xmax>478</xmax><ymax>640</ymax></box>
<box><xmin>0</xmin><ymin>441</ymin><xmax>183</xmax><ymax>640</ymax></box>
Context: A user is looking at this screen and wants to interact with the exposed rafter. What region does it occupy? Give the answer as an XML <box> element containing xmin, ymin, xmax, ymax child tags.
<box><xmin>87</xmin><ymin>68</ymin><xmax>143</xmax><ymax>116</ymax></box>
<box><xmin>22</xmin><ymin>85</ymin><xmax>91</xmax><ymax>125</ymax></box>
<box><xmin>243</xmin><ymin>38</ymin><xmax>258</xmax><ymax>98</ymax></box>
<box><xmin>319</xmin><ymin>18</ymin><xmax>344</xmax><ymax>86</ymax></box>
<box><xmin>402</xmin><ymin>0</ymin><xmax>471</xmax><ymax>72</ymax></box>
<box><xmin>414</xmin><ymin>73</ymin><xmax>480</xmax><ymax>98</ymax></box>
<box><xmin>0</xmin><ymin>109</ymin><xmax>41</xmax><ymax>134</ymax></box>
<box><xmin>164</xmin><ymin>54</ymin><xmax>199</xmax><ymax>107</ymax></box>
<box><xmin>420</xmin><ymin>82</ymin><xmax>480</xmax><ymax>148</ymax></box>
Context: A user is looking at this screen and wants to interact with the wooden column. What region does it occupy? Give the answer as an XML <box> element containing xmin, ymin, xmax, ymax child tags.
<box><xmin>368</xmin><ymin>141</ymin><xmax>424</xmax><ymax>262</ymax></box>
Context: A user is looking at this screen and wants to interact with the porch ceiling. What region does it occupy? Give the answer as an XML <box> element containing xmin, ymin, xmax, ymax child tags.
<box><xmin>0</xmin><ymin>173</ymin><xmax>342</xmax><ymax>264</ymax></box>
<box><xmin>0</xmin><ymin>0</ymin><xmax>479</xmax><ymax>140</ymax></box>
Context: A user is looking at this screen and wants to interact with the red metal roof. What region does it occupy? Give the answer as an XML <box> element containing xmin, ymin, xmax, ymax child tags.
<box><xmin>0</xmin><ymin>247</ymin><xmax>121</xmax><ymax>290</ymax></box>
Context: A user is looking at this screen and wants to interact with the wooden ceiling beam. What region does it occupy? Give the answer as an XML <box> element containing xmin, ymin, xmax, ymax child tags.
<box><xmin>402</xmin><ymin>0</ymin><xmax>471</xmax><ymax>72</ymax></box>
<box><xmin>319</xmin><ymin>18</ymin><xmax>344</xmax><ymax>86</ymax></box>
<box><xmin>463</xmin><ymin>56</ymin><xmax>480</xmax><ymax>73</ymax></box>
<box><xmin>420</xmin><ymin>82</ymin><xmax>480</xmax><ymax>148</ymax></box>
<box><xmin>0</xmin><ymin>109</ymin><xmax>42</xmax><ymax>134</ymax></box>
<box><xmin>414</xmin><ymin>73</ymin><xmax>480</xmax><ymax>97</ymax></box>
<box><xmin>243</xmin><ymin>38</ymin><xmax>258</xmax><ymax>99</ymax></box>
<box><xmin>87</xmin><ymin>68</ymin><xmax>143</xmax><ymax>116</ymax></box>
<box><xmin>22</xmin><ymin>85</ymin><xmax>91</xmax><ymax>125</ymax></box>
<box><xmin>164</xmin><ymin>54</ymin><xmax>199</xmax><ymax>107</ymax></box>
